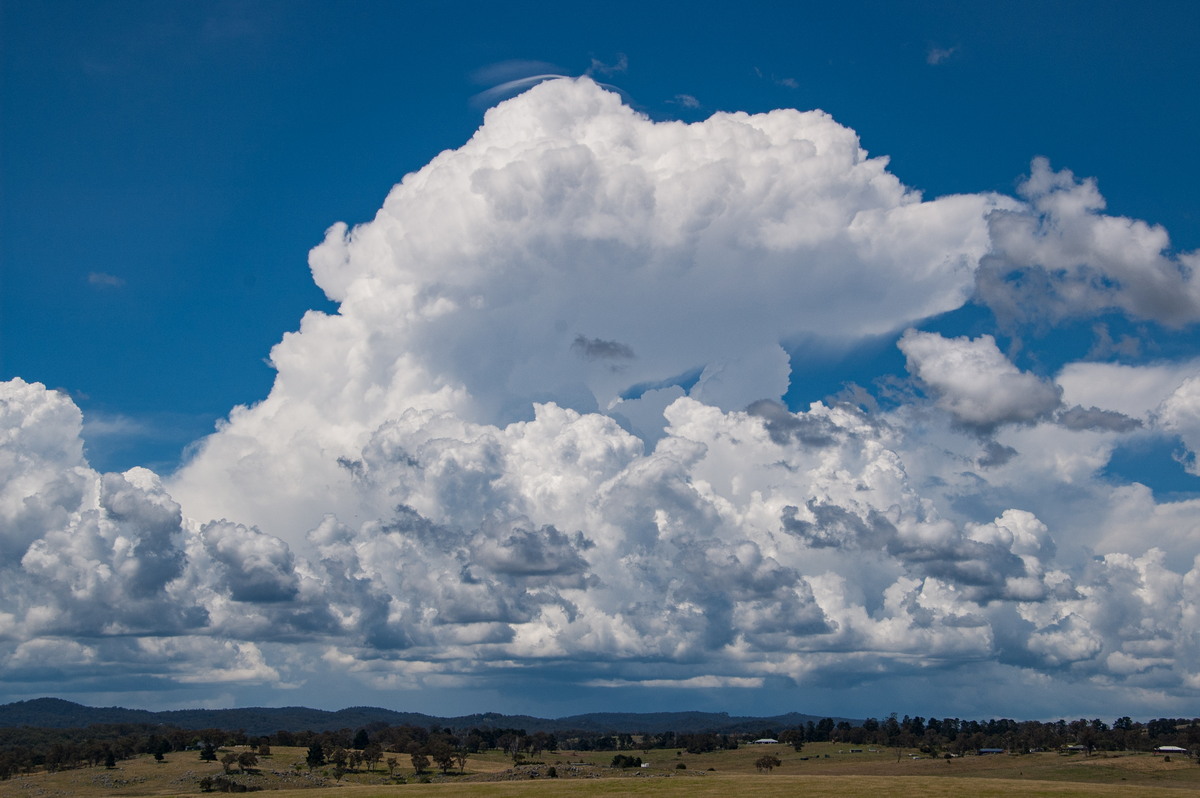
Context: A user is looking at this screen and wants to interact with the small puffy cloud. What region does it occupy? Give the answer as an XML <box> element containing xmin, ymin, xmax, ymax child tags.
<box><xmin>87</xmin><ymin>271</ymin><xmax>125</xmax><ymax>288</ymax></box>
<box><xmin>926</xmin><ymin>46</ymin><xmax>958</xmax><ymax>65</ymax></box>
<box><xmin>899</xmin><ymin>329</ymin><xmax>1061</xmax><ymax>432</ymax></box>
<box><xmin>977</xmin><ymin>158</ymin><xmax>1200</xmax><ymax>327</ymax></box>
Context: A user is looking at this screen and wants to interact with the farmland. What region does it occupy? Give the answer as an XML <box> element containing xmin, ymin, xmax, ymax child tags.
<box><xmin>2</xmin><ymin>741</ymin><xmax>1198</xmax><ymax>797</ymax></box>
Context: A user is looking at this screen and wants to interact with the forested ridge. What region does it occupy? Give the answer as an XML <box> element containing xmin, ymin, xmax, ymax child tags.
<box><xmin>0</xmin><ymin>698</ymin><xmax>843</xmax><ymax>736</ymax></box>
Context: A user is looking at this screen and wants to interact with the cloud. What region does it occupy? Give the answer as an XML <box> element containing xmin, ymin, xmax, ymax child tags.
<box><xmin>1056</xmin><ymin>359</ymin><xmax>1200</xmax><ymax>419</ymax></box>
<box><xmin>926</xmin><ymin>46</ymin><xmax>958</xmax><ymax>65</ymax></box>
<box><xmin>977</xmin><ymin>158</ymin><xmax>1200</xmax><ymax>327</ymax></box>
<box><xmin>1055</xmin><ymin>405</ymin><xmax>1142</xmax><ymax>433</ymax></box>
<box><xmin>587</xmin><ymin>53</ymin><xmax>628</xmax><ymax>76</ymax></box>
<box><xmin>87</xmin><ymin>271</ymin><xmax>125</xmax><ymax>288</ymax></box>
<box><xmin>171</xmin><ymin>77</ymin><xmax>1002</xmax><ymax>539</ymax></box>
<box><xmin>671</xmin><ymin>93</ymin><xmax>700</xmax><ymax>108</ymax></box>
<box><xmin>3</xmin><ymin>81</ymin><xmax>1200</xmax><ymax>712</ymax></box>
<box><xmin>898</xmin><ymin>329</ymin><xmax>1062</xmax><ymax>432</ymax></box>
<box><xmin>571</xmin><ymin>335</ymin><xmax>635</xmax><ymax>362</ymax></box>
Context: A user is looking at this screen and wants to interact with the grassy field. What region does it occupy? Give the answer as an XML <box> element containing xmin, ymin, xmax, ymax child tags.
<box><xmin>2</xmin><ymin>742</ymin><xmax>1199</xmax><ymax>797</ymax></box>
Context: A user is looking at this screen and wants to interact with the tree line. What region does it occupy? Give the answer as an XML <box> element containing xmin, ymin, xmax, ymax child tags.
<box><xmin>2</xmin><ymin>713</ymin><xmax>1197</xmax><ymax>779</ymax></box>
<box><xmin>757</xmin><ymin>714</ymin><xmax>1200</xmax><ymax>756</ymax></box>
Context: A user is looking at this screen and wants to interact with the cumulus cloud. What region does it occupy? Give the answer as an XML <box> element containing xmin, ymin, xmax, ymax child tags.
<box><xmin>2</xmin><ymin>80</ymin><xmax>1199</xmax><ymax>711</ymax></box>
<box><xmin>898</xmin><ymin>329</ymin><xmax>1061</xmax><ymax>432</ymax></box>
<box><xmin>170</xmin><ymin>77</ymin><xmax>1003</xmax><ymax>539</ymax></box>
<box><xmin>977</xmin><ymin>158</ymin><xmax>1200</xmax><ymax>327</ymax></box>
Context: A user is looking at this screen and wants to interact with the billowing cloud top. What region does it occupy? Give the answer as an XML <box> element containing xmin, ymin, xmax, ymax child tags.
<box><xmin>3</xmin><ymin>79</ymin><xmax>1200</xmax><ymax>716</ymax></box>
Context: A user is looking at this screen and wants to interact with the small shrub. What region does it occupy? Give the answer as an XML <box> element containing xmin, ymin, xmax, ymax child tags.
<box><xmin>676</xmin><ymin>762</ymin><xmax>686</xmax><ymax>770</ymax></box>
<box><xmin>198</xmin><ymin>775</ymin><xmax>262</xmax><ymax>793</ymax></box>
<box><xmin>547</xmin><ymin>766</ymin><xmax>558</xmax><ymax>778</ymax></box>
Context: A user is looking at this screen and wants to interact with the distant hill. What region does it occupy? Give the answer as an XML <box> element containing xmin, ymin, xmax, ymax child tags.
<box><xmin>0</xmin><ymin>698</ymin><xmax>855</xmax><ymax>737</ymax></box>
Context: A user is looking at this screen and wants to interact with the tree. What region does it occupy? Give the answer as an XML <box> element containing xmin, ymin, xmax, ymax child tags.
<box><xmin>220</xmin><ymin>752</ymin><xmax>238</xmax><ymax>774</ymax></box>
<box><xmin>199</xmin><ymin>743</ymin><xmax>218</xmax><ymax>762</ymax></box>
<box><xmin>755</xmin><ymin>755</ymin><xmax>782</xmax><ymax>773</ymax></box>
<box><xmin>410</xmin><ymin>749</ymin><xmax>430</xmax><ymax>775</ymax></box>
<box><xmin>353</xmin><ymin>729</ymin><xmax>370</xmax><ymax>750</ymax></box>
<box><xmin>306</xmin><ymin>742</ymin><xmax>325</xmax><ymax>770</ymax></box>
<box><xmin>363</xmin><ymin>742</ymin><xmax>383</xmax><ymax>771</ymax></box>
<box><xmin>779</xmin><ymin>729</ymin><xmax>805</xmax><ymax>752</ymax></box>
<box><xmin>237</xmin><ymin>751</ymin><xmax>258</xmax><ymax>773</ymax></box>
<box><xmin>428</xmin><ymin>739</ymin><xmax>455</xmax><ymax>774</ymax></box>
<box><xmin>104</xmin><ymin>751</ymin><xmax>116</xmax><ymax>769</ymax></box>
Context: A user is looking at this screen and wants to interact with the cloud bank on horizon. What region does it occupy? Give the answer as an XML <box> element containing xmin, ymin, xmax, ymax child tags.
<box><xmin>3</xmin><ymin>78</ymin><xmax>1200</xmax><ymax>717</ymax></box>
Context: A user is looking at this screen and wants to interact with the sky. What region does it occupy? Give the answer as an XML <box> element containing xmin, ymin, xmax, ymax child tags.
<box><xmin>2</xmin><ymin>0</ymin><xmax>1199</xmax><ymax>722</ymax></box>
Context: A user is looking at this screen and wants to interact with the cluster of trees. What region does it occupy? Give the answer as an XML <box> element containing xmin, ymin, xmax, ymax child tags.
<box><xmin>282</xmin><ymin>723</ymin><xmax>559</xmax><ymax>778</ymax></box>
<box><xmin>750</xmin><ymin>714</ymin><xmax>1200</xmax><ymax>756</ymax></box>
<box><xmin>571</xmin><ymin>730</ymin><xmax>740</xmax><ymax>753</ymax></box>
<box><xmin>0</xmin><ymin>723</ymin><xmax>237</xmax><ymax>780</ymax></box>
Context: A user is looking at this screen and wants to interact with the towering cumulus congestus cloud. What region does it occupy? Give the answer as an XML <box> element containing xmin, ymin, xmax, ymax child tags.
<box><xmin>170</xmin><ymin>77</ymin><xmax>1001</xmax><ymax>537</ymax></box>
<box><xmin>6</xmin><ymin>78</ymin><xmax>1199</xmax><ymax>708</ymax></box>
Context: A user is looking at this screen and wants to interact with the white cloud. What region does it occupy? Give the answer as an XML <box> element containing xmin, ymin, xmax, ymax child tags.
<box><xmin>2</xmin><ymin>80</ymin><xmax>1199</xmax><ymax>713</ymax></box>
<box><xmin>926</xmin><ymin>46</ymin><xmax>958</xmax><ymax>65</ymax></box>
<box><xmin>898</xmin><ymin>329</ymin><xmax>1061</xmax><ymax>432</ymax></box>
<box><xmin>978</xmin><ymin>158</ymin><xmax>1200</xmax><ymax>326</ymax></box>
<box><xmin>170</xmin><ymin>77</ymin><xmax>1003</xmax><ymax>540</ymax></box>
<box><xmin>87</xmin><ymin>271</ymin><xmax>125</xmax><ymax>288</ymax></box>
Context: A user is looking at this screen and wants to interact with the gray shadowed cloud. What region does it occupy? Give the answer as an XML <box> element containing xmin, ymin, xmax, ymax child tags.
<box><xmin>572</xmin><ymin>334</ymin><xmax>636</xmax><ymax>362</ymax></box>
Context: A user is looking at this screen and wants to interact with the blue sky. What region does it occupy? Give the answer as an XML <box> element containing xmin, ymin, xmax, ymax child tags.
<box><xmin>2</xmin><ymin>1</ymin><xmax>1200</xmax><ymax>721</ymax></box>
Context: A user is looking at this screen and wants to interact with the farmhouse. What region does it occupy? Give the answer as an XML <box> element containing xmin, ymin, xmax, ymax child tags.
<box><xmin>751</xmin><ymin>738</ymin><xmax>779</xmax><ymax>744</ymax></box>
<box><xmin>1155</xmin><ymin>745</ymin><xmax>1190</xmax><ymax>755</ymax></box>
